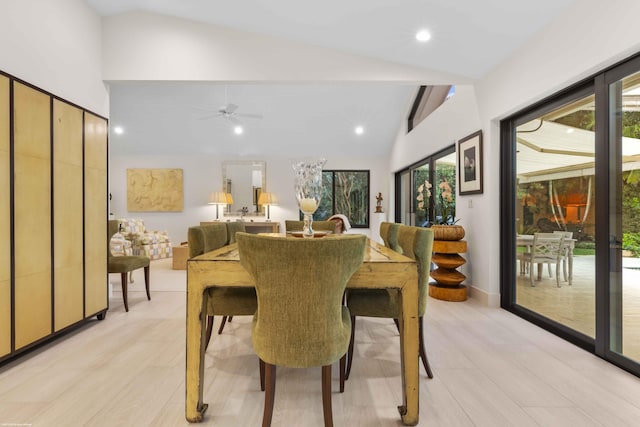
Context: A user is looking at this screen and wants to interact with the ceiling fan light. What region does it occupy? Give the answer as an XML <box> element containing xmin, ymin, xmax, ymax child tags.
<box><xmin>234</xmin><ymin>125</ymin><xmax>243</xmax><ymax>135</ymax></box>
<box><xmin>415</xmin><ymin>29</ymin><xmax>431</xmax><ymax>42</ymax></box>
<box><xmin>355</xmin><ymin>126</ymin><xmax>364</xmax><ymax>135</ymax></box>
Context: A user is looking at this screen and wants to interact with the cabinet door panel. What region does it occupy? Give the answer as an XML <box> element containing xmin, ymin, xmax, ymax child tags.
<box><xmin>13</xmin><ymin>82</ymin><xmax>52</xmax><ymax>349</ymax></box>
<box><xmin>53</xmin><ymin>99</ymin><xmax>84</xmax><ymax>330</ymax></box>
<box><xmin>0</xmin><ymin>75</ymin><xmax>10</xmax><ymax>356</ymax></box>
<box><xmin>84</xmin><ymin>113</ymin><xmax>107</xmax><ymax>315</ymax></box>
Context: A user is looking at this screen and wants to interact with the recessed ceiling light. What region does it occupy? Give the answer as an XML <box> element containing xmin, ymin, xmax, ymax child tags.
<box><xmin>566</xmin><ymin>128</ymin><xmax>574</xmax><ymax>134</ymax></box>
<box><xmin>113</xmin><ymin>126</ymin><xmax>124</xmax><ymax>135</ymax></box>
<box><xmin>234</xmin><ymin>126</ymin><xmax>243</xmax><ymax>135</ymax></box>
<box><xmin>415</xmin><ymin>29</ymin><xmax>431</xmax><ymax>43</ymax></box>
<box><xmin>355</xmin><ymin>126</ymin><xmax>364</xmax><ymax>135</ymax></box>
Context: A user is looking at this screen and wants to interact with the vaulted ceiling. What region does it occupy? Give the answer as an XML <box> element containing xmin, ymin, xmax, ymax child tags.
<box><xmin>86</xmin><ymin>0</ymin><xmax>578</xmax><ymax>157</ymax></box>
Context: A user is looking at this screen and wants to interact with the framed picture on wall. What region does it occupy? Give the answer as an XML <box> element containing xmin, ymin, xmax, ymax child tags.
<box><xmin>458</xmin><ymin>130</ymin><xmax>483</xmax><ymax>195</ymax></box>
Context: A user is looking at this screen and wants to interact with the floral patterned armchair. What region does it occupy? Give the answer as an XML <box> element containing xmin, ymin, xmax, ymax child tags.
<box><xmin>118</xmin><ymin>218</ymin><xmax>173</xmax><ymax>260</ymax></box>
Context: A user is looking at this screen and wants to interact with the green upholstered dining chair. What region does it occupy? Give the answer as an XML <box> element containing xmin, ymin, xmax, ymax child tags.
<box><xmin>346</xmin><ymin>225</ymin><xmax>435</xmax><ymax>379</ymax></box>
<box><xmin>107</xmin><ymin>219</ymin><xmax>150</xmax><ymax>312</ymax></box>
<box><xmin>215</xmin><ymin>221</ymin><xmax>246</xmax><ymax>333</ymax></box>
<box><xmin>284</xmin><ymin>220</ymin><xmax>337</xmax><ymax>233</ymax></box>
<box><xmin>236</xmin><ymin>233</ymin><xmax>366</xmax><ymax>427</ymax></box>
<box><xmin>379</xmin><ymin>221</ymin><xmax>401</xmax><ymax>252</ymax></box>
<box><xmin>187</xmin><ymin>224</ymin><xmax>257</xmax><ymax>349</ymax></box>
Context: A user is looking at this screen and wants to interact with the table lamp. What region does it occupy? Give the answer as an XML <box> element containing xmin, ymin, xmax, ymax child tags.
<box><xmin>257</xmin><ymin>192</ymin><xmax>277</xmax><ymax>221</ymax></box>
<box><xmin>208</xmin><ymin>191</ymin><xmax>228</xmax><ymax>220</ymax></box>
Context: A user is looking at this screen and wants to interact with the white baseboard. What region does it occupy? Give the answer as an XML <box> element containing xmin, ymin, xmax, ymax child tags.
<box><xmin>468</xmin><ymin>285</ymin><xmax>500</xmax><ymax>307</ymax></box>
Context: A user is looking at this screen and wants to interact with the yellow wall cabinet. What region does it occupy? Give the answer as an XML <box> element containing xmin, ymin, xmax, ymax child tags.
<box><xmin>1</xmin><ymin>72</ymin><xmax>108</xmax><ymax>362</ymax></box>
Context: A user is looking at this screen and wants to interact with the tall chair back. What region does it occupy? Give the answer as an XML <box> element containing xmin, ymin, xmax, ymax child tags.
<box><xmin>397</xmin><ymin>225</ymin><xmax>434</xmax><ymax>316</ymax></box>
<box><xmin>284</xmin><ymin>220</ymin><xmax>337</xmax><ymax>233</ymax></box>
<box><xmin>237</xmin><ymin>232</ymin><xmax>366</xmax><ymax>427</ymax></box>
<box><xmin>380</xmin><ymin>222</ymin><xmax>401</xmax><ymax>253</ymax></box>
<box><xmin>187</xmin><ymin>223</ymin><xmax>228</xmax><ymax>258</ymax></box>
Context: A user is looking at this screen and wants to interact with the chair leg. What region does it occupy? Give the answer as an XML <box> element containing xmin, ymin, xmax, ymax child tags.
<box><xmin>217</xmin><ymin>316</ymin><xmax>228</xmax><ymax>334</ymax></box>
<box><xmin>339</xmin><ymin>354</ymin><xmax>346</xmax><ymax>393</ymax></box>
<box><xmin>204</xmin><ymin>316</ymin><xmax>214</xmax><ymax>350</ymax></box>
<box><xmin>120</xmin><ymin>272</ymin><xmax>129</xmax><ymax>312</ymax></box>
<box><xmin>418</xmin><ymin>316</ymin><xmax>434</xmax><ymax>379</ymax></box>
<box><xmin>262</xmin><ymin>363</ymin><xmax>276</xmax><ymax>427</ymax></box>
<box><xmin>259</xmin><ymin>358</ymin><xmax>266</xmax><ymax>392</ymax></box>
<box><xmin>529</xmin><ymin>263</ymin><xmax>535</xmax><ymax>287</ymax></box>
<box><xmin>129</xmin><ymin>270</ymin><xmax>134</xmax><ymax>284</ymax></box>
<box><xmin>144</xmin><ymin>266</ymin><xmax>150</xmax><ymax>301</ymax></box>
<box><xmin>321</xmin><ymin>365</ymin><xmax>333</xmax><ymax>427</ymax></box>
<box><xmin>555</xmin><ymin>262</ymin><xmax>561</xmax><ymax>288</ymax></box>
<box><xmin>345</xmin><ymin>315</ymin><xmax>356</xmax><ymax>380</ymax></box>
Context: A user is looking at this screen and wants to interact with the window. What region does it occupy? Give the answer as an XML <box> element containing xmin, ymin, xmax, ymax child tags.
<box><xmin>312</xmin><ymin>170</ymin><xmax>370</xmax><ymax>228</ymax></box>
<box><xmin>395</xmin><ymin>145</ymin><xmax>456</xmax><ymax>226</ymax></box>
<box><xmin>407</xmin><ymin>85</ymin><xmax>455</xmax><ymax>132</ymax></box>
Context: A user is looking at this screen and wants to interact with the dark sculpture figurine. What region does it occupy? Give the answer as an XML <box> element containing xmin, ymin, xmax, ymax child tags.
<box><xmin>375</xmin><ymin>192</ymin><xmax>383</xmax><ymax>213</ymax></box>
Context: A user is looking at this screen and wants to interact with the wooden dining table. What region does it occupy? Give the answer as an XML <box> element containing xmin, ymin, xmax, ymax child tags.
<box><xmin>185</xmin><ymin>236</ymin><xmax>421</xmax><ymax>425</ymax></box>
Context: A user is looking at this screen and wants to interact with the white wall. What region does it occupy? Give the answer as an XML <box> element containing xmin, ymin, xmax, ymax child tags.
<box><xmin>110</xmin><ymin>154</ymin><xmax>389</xmax><ymax>243</ymax></box>
<box><xmin>388</xmin><ymin>84</ymin><xmax>482</xmax><ymax>289</ymax></box>
<box><xmin>388</xmin><ymin>0</ymin><xmax>640</xmax><ymax>306</ymax></box>
<box><xmin>0</xmin><ymin>0</ymin><xmax>108</xmax><ymax>116</ymax></box>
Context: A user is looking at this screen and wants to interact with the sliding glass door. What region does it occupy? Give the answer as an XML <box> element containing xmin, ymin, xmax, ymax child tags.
<box><xmin>513</xmin><ymin>92</ymin><xmax>597</xmax><ymax>338</ymax></box>
<box><xmin>607</xmin><ymin>67</ymin><xmax>640</xmax><ymax>365</ymax></box>
<box><xmin>502</xmin><ymin>53</ymin><xmax>640</xmax><ymax>376</ymax></box>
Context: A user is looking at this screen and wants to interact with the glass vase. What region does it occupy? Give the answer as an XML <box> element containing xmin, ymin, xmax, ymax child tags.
<box><xmin>292</xmin><ymin>158</ymin><xmax>326</xmax><ymax>237</ymax></box>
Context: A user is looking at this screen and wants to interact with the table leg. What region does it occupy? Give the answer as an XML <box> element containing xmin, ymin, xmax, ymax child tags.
<box><xmin>186</xmin><ymin>271</ymin><xmax>208</xmax><ymax>423</ymax></box>
<box><xmin>398</xmin><ymin>271</ymin><xmax>419</xmax><ymax>426</ymax></box>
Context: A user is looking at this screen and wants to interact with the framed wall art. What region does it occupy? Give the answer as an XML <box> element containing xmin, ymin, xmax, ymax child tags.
<box><xmin>458</xmin><ymin>130</ymin><xmax>483</xmax><ymax>195</ymax></box>
<box><xmin>127</xmin><ymin>168</ymin><xmax>184</xmax><ymax>212</ymax></box>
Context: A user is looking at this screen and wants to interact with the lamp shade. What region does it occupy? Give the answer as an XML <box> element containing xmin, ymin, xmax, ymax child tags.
<box><xmin>257</xmin><ymin>192</ymin><xmax>278</xmax><ymax>206</ymax></box>
<box><xmin>208</xmin><ymin>191</ymin><xmax>228</xmax><ymax>205</ymax></box>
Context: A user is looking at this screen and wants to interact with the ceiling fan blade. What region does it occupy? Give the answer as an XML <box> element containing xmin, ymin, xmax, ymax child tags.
<box><xmin>227</xmin><ymin>115</ymin><xmax>240</xmax><ymax>124</ymax></box>
<box><xmin>197</xmin><ymin>113</ymin><xmax>223</xmax><ymax>120</ymax></box>
<box><xmin>236</xmin><ymin>113</ymin><xmax>263</xmax><ymax>119</ymax></box>
<box><xmin>225</xmin><ymin>103</ymin><xmax>239</xmax><ymax>113</ymax></box>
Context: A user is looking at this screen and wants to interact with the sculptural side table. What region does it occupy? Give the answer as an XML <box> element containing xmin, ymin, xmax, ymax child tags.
<box><xmin>429</xmin><ymin>239</ymin><xmax>468</xmax><ymax>301</ymax></box>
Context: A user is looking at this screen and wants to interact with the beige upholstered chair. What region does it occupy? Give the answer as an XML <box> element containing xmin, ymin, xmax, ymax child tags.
<box><xmin>187</xmin><ymin>224</ymin><xmax>257</xmax><ymax>349</ymax></box>
<box><xmin>346</xmin><ymin>225</ymin><xmax>435</xmax><ymax>379</ymax></box>
<box><xmin>107</xmin><ymin>220</ymin><xmax>150</xmax><ymax>312</ymax></box>
<box><xmin>379</xmin><ymin>221</ymin><xmax>401</xmax><ymax>252</ymax></box>
<box><xmin>284</xmin><ymin>220</ymin><xmax>337</xmax><ymax>233</ymax></box>
<box><xmin>236</xmin><ymin>233</ymin><xmax>366</xmax><ymax>427</ymax></box>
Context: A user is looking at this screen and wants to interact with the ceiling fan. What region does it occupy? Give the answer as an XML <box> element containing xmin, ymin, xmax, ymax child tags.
<box><xmin>196</xmin><ymin>88</ymin><xmax>263</xmax><ymax>124</ymax></box>
<box><xmin>198</xmin><ymin>103</ymin><xmax>263</xmax><ymax>123</ymax></box>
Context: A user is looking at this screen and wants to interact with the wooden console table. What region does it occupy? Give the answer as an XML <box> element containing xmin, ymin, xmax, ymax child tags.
<box><xmin>200</xmin><ymin>221</ymin><xmax>280</xmax><ymax>234</ymax></box>
<box><xmin>429</xmin><ymin>239</ymin><xmax>468</xmax><ymax>301</ymax></box>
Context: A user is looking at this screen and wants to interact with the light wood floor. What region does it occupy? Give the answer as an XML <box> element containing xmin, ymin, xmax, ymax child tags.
<box><xmin>516</xmin><ymin>255</ymin><xmax>640</xmax><ymax>359</ymax></box>
<box><xmin>2</xmin><ymin>259</ymin><xmax>640</xmax><ymax>426</ymax></box>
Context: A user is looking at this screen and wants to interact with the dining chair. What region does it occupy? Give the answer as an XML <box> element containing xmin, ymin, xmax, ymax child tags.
<box><xmin>187</xmin><ymin>224</ymin><xmax>257</xmax><ymax>349</ymax></box>
<box><xmin>284</xmin><ymin>220</ymin><xmax>337</xmax><ymax>233</ymax></box>
<box><xmin>236</xmin><ymin>233</ymin><xmax>366</xmax><ymax>427</ymax></box>
<box><xmin>553</xmin><ymin>230</ymin><xmax>574</xmax><ymax>284</ymax></box>
<box><xmin>519</xmin><ymin>232</ymin><xmax>565</xmax><ymax>287</ymax></box>
<box><xmin>379</xmin><ymin>221</ymin><xmax>401</xmax><ymax>252</ymax></box>
<box><xmin>216</xmin><ymin>221</ymin><xmax>247</xmax><ymax>334</ymax></box>
<box><xmin>107</xmin><ymin>219</ymin><xmax>150</xmax><ymax>312</ymax></box>
<box><xmin>345</xmin><ymin>225</ymin><xmax>435</xmax><ymax>380</ymax></box>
